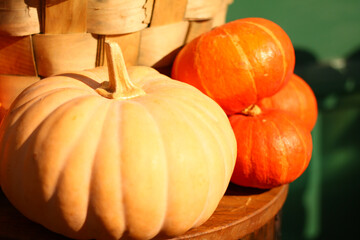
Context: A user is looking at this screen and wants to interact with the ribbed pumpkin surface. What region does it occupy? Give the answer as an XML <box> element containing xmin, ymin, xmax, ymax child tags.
<box><xmin>172</xmin><ymin>17</ymin><xmax>295</xmax><ymax>114</ymax></box>
<box><xmin>0</xmin><ymin>64</ymin><xmax>236</xmax><ymax>239</ymax></box>
<box><xmin>229</xmin><ymin>109</ymin><xmax>312</xmax><ymax>189</ymax></box>
<box><xmin>258</xmin><ymin>74</ymin><xmax>318</xmax><ymax>131</ymax></box>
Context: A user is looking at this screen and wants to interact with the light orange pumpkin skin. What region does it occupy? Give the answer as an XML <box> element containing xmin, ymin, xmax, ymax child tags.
<box><xmin>0</xmin><ymin>43</ymin><xmax>237</xmax><ymax>240</ymax></box>
<box><xmin>0</xmin><ymin>75</ymin><xmax>39</xmax><ymax>124</ymax></box>
<box><xmin>172</xmin><ymin>17</ymin><xmax>295</xmax><ymax>114</ymax></box>
<box><xmin>258</xmin><ymin>74</ymin><xmax>318</xmax><ymax>131</ymax></box>
<box><xmin>229</xmin><ymin>107</ymin><xmax>312</xmax><ymax>189</ymax></box>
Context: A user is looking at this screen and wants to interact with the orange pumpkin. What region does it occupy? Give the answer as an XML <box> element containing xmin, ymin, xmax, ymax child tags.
<box><xmin>0</xmin><ymin>42</ymin><xmax>237</xmax><ymax>239</ymax></box>
<box><xmin>172</xmin><ymin>17</ymin><xmax>295</xmax><ymax>114</ymax></box>
<box><xmin>229</xmin><ymin>105</ymin><xmax>312</xmax><ymax>189</ymax></box>
<box><xmin>0</xmin><ymin>103</ymin><xmax>4</xmax><ymax>125</ymax></box>
<box><xmin>258</xmin><ymin>74</ymin><xmax>318</xmax><ymax>131</ymax></box>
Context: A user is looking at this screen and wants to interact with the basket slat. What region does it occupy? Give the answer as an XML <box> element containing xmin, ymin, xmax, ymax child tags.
<box><xmin>185</xmin><ymin>0</ymin><xmax>223</xmax><ymax>20</ymax></box>
<box><xmin>0</xmin><ymin>36</ymin><xmax>37</xmax><ymax>76</ymax></box>
<box><xmin>150</xmin><ymin>0</ymin><xmax>188</xmax><ymax>26</ymax></box>
<box><xmin>87</xmin><ymin>0</ymin><xmax>149</xmax><ymax>35</ymax></box>
<box><xmin>33</xmin><ymin>33</ymin><xmax>98</xmax><ymax>77</ymax></box>
<box><xmin>0</xmin><ymin>0</ymin><xmax>233</xmax><ymax>78</ymax></box>
<box><xmin>0</xmin><ymin>0</ymin><xmax>40</xmax><ymax>36</ymax></box>
<box><xmin>186</xmin><ymin>19</ymin><xmax>213</xmax><ymax>43</ymax></box>
<box><xmin>43</xmin><ymin>0</ymin><xmax>87</xmax><ymax>34</ymax></box>
<box><xmin>138</xmin><ymin>21</ymin><xmax>189</xmax><ymax>67</ymax></box>
<box><xmin>104</xmin><ymin>32</ymin><xmax>141</xmax><ymax>67</ymax></box>
<box><xmin>143</xmin><ymin>0</ymin><xmax>155</xmax><ymax>24</ymax></box>
<box><xmin>212</xmin><ymin>0</ymin><xmax>231</xmax><ymax>28</ymax></box>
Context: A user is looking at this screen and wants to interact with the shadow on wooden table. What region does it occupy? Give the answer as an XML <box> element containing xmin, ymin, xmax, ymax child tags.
<box><xmin>225</xmin><ymin>183</ymin><xmax>269</xmax><ymax>196</ymax></box>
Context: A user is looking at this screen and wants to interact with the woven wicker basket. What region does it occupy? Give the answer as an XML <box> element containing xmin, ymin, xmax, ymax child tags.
<box><xmin>0</xmin><ymin>0</ymin><xmax>232</xmax><ymax>112</ymax></box>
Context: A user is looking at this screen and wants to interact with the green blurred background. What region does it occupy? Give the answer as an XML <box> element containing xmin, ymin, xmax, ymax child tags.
<box><xmin>227</xmin><ymin>0</ymin><xmax>360</xmax><ymax>239</ymax></box>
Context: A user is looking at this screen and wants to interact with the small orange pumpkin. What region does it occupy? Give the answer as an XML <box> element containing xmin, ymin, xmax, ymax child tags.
<box><xmin>172</xmin><ymin>18</ymin><xmax>295</xmax><ymax>114</ymax></box>
<box><xmin>258</xmin><ymin>74</ymin><xmax>318</xmax><ymax>131</ymax></box>
<box><xmin>229</xmin><ymin>105</ymin><xmax>312</xmax><ymax>189</ymax></box>
<box><xmin>0</xmin><ymin>42</ymin><xmax>236</xmax><ymax>239</ymax></box>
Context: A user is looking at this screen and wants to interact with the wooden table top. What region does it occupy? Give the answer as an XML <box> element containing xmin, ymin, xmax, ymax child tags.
<box><xmin>0</xmin><ymin>183</ymin><xmax>288</xmax><ymax>240</ymax></box>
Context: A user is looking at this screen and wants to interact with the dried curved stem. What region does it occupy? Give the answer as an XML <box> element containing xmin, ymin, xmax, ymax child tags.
<box><xmin>96</xmin><ymin>41</ymin><xmax>145</xmax><ymax>99</ymax></box>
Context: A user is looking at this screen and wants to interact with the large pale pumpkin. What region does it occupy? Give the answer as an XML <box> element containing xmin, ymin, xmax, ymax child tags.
<box><xmin>0</xmin><ymin>42</ymin><xmax>237</xmax><ymax>240</ymax></box>
<box><xmin>0</xmin><ymin>75</ymin><xmax>39</xmax><ymax>124</ymax></box>
<box><xmin>172</xmin><ymin>18</ymin><xmax>295</xmax><ymax>114</ymax></box>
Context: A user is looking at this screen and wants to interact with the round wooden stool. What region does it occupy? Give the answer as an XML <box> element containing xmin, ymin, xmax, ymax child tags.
<box><xmin>0</xmin><ymin>184</ymin><xmax>288</xmax><ymax>240</ymax></box>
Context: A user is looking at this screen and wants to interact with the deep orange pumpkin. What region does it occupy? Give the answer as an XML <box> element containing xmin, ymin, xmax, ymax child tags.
<box><xmin>258</xmin><ymin>74</ymin><xmax>318</xmax><ymax>131</ymax></box>
<box><xmin>229</xmin><ymin>105</ymin><xmax>312</xmax><ymax>189</ymax></box>
<box><xmin>0</xmin><ymin>104</ymin><xmax>4</xmax><ymax>125</ymax></box>
<box><xmin>172</xmin><ymin>17</ymin><xmax>295</xmax><ymax>114</ymax></box>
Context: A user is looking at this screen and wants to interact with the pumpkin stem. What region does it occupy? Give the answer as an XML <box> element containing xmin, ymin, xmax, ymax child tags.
<box><xmin>241</xmin><ymin>104</ymin><xmax>262</xmax><ymax>116</ymax></box>
<box><xmin>96</xmin><ymin>41</ymin><xmax>145</xmax><ymax>99</ymax></box>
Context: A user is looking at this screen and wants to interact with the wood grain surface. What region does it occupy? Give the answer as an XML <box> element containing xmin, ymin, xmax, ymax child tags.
<box><xmin>150</xmin><ymin>0</ymin><xmax>188</xmax><ymax>26</ymax></box>
<box><xmin>32</xmin><ymin>33</ymin><xmax>98</xmax><ymax>77</ymax></box>
<box><xmin>0</xmin><ymin>0</ymin><xmax>40</xmax><ymax>36</ymax></box>
<box><xmin>104</xmin><ymin>32</ymin><xmax>141</xmax><ymax>67</ymax></box>
<box><xmin>186</xmin><ymin>20</ymin><xmax>213</xmax><ymax>43</ymax></box>
<box><xmin>138</xmin><ymin>21</ymin><xmax>189</xmax><ymax>67</ymax></box>
<box><xmin>87</xmin><ymin>0</ymin><xmax>149</xmax><ymax>35</ymax></box>
<box><xmin>43</xmin><ymin>0</ymin><xmax>87</xmax><ymax>34</ymax></box>
<box><xmin>0</xmin><ymin>35</ymin><xmax>37</xmax><ymax>75</ymax></box>
<box><xmin>0</xmin><ymin>184</ymin><xmax>288</xmax><ymax>240</ymax></box>
<box><xmin>185</xmin><ymin>0</ymin><xmax>223</xmax><ymax>20</ymax></box>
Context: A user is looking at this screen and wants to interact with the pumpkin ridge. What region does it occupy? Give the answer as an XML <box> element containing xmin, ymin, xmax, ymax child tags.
<box><xmin>10</xmin><ymin>88</ymin><xmax>94</xmax><ymax>125</ymax></box>
<box><xmin>280</xmin><ymin>113</ymin><xmax>312</xmax><ymax>178</ymax></box>
<box><xmin>242</xmin><ymin>20</ymin><xmax>287</xmax><ymax>89</ymax></box>
<box><xmin>0</xmin><ymin>121</ymin><xmax>25</xmax><ymax>196</ymax></box>
<box><xmin>107</xmin><ymin>101</ymin><xmax>127</xmax><ymax>238</ymax></box>
<box><xmin>249</xmin><ymin>117</ymin><xmax>264</xmax><ymax>186</ymax></box>
<box><xmin>245</xmin><ymin>117</ymin><xmax>255</xmax><ymax>181</ymax></box>
<box><xmin>137</xmin><ymin>96</ymin><xmax>211</xmax><ymax>234</ymax></box>
<box><xmin>268</xmin><ymin>118</ymin><xmax>289</xmax><ymax>184</ymax></box>
<box><xmin>79</xmin><ymin>101</ymin><xmax>124</xmax><ymax>239</ymax></box>
<box><xmin>289</xmin><ymin>79</ymin><xmax>306</xmax><ymax>122</ymax></box>
<box><xmin>149</xmin><ymin>92</ymin><xmax>235</xmax><ymax>167</ymax></box>
<box><xmin>14</xmin><ymin>78</ymin><xmax>96</xmax><ymax>106</ymax></box>
<box><xmin>116</xmin><ymin>101</ymin><xmax>129</xmax><ymax>236</ymax></box>
<box><xmin>194</xmin><ymin>34</ymin><xmax>215</xmax><ymax>100</ymax></box>
<box><xmin>151</xmin><ymin>91</ymin><xmax>220</xmax><ymax>123</ymax></box>
<box><xmin>0</xmin><ymin>96</ymin><xmax>107</xmax><ymax>237</ymax></box>
<box><xmin>117</xmin><ymin>99</ymin><xmax>168</xmax><ymax>239</ymax></box>
<box><xmin>139</xmin><ymin>100</ymin><xmax>169</xmax><ymax>237</ymax></box>
<box><xmin>144</xmin><ymin>78</ymin><xmax>201</xmax><ymax>92</ymax></box>
<box><xmin>1</xmin><ymin>125</ymin><xmax>44</xmax><ymax>225</ymax></box>
<box><xmin>221</xmin><ymin>27</ymin><xmax>258</xmax><ymax>98</ymax></box>
<box><xmin>45</xmin><ymin>97</ymin><xmax>108</xmax><ymax>233</ymax></box>
<box><xmin>14</xmin><ymin>94</ymin><xmax>98</xmax><ymax>148</ymax></box>
<box><xmin>36</xmin><ymin>96</ymin><xmax>106</xmax><ymax>200</ymax></box>
<box><xmin>157</xmin><ymin>98</ymin><xmax>212</xmax><ymax>229</ymax></box>
<box><xmin>0</xmin><ymin>94</ymin><xmax>97</xmax><ymax>190</ymax></box>
<box><xmin>161</xmin><ymin>96</ymin><xmax>230</xmax><ymax>227</ymax></box>
<box><xmin>163</xmin><ymin>89</ymin><xmax>236</xmax><ymax>161</ymax></box>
